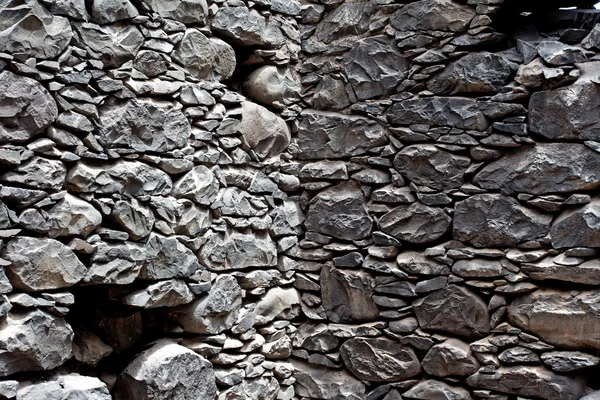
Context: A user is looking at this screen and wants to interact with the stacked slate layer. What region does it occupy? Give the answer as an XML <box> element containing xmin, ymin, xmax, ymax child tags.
<box><xmin>1</xmin><ymin>0</ymin><xmax>600</xmax><ymax>398</ymax></box>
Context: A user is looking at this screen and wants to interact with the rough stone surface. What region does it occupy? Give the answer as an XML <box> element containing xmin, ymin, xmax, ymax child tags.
<box><xmin>18</xmin><ymin>375</ymin><xmax>111</xmax><ymax>400</ymax></box>
<box><xmin>321</xmin><ymin>266</ymin><xmax>379</xmax><ymax>323</ymax></box>
<box><xmin>238</xmin><ymin>101</ymin><xmax>291</xmax><ymax>160</ymax></box>
<box><xmin>243</xmin><ymin>66</ymin><xmax>300</xmax><ymax>108</ymax></box>
<box><xmin>199</xmin><ymin>231</ymin><xmax>277</xmax><ymax>271</ymax></box>
<box><xmin>422</xmin><ymin>338</ymin><xmax>480</xmax><ymax>377</ymax></box>
<box><xmin>291</xmin><ymin>360</ymin><xmax>366</xmax><ymax>400</ymax></box>
<box><xmin>391</xmin><ymin>0</ymin><xmax>476</xmax><ymax>32</ymax></box>
<box><xmin>550</xmin><ymin>200</ymin><xmax>600</xmax><ymax>248</ymax></box>
<box><xmin>404</xmin><ymin>380</ymin><xmax>473</xmax><ymax>400</ymax></box>
<box><xmin>145</xmin><ymin>0</ymin><xmax>207</xmax><ymax>24</ymax></box>
<box><xmin>380</xmin><ymin>203</ymin><xmax>451</xmax><ymax>244</ymax></box>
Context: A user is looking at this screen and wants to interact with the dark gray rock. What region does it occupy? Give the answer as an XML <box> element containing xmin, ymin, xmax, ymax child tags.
<box><xmin>145</xmin><ymin>0</ymin><xmax>207</xmax><ymax>24</ymax></box>
<box><xmin>466</xmin><ymin>366</ymin><xmax>585</xmax><ymax>400</ymax></box>
<box><xmin>0</xmin><ymin>309</ymin><xmax>73</xmax><ymax>376</ymax></box>
<box><xmin>394</xmin><ymin>145</ymin><xmax>470</xmax><ymax>191</ymax></box>
<box><xmin>454</xmin><ymin>194</ymin><xmax>552</xmax><ymax>248</ymax></box>
<box><xmin>1</xmin><ymin>156</ymin><xmax>65</xmax><ymax>190</ymax></box>
<box><xmin>396</xmin><ymin>251</ymin><xmax>450</xmax><ymax>276</ymax></box>
<box><xmin>199</xmin><ymin>231</ymin><xmax>277</xmax><ymax>271</ymax></box>
<box><xmin>111</xmin><ymin>198</ymin><xmax>155</xmax><ymax>240</ymax></box>
<box><xmin>413</xmin><ymin>285</ymin><xmax>490</xmax><ymax>339</ymax></box>
<box><xmin>140</xmin><ymin>234</ymin><xmax>201</xmax><ymax>280</ymax></box>
<box><xmin>340</xmin><ymin>338</ymin><xmax>421</xmax><ymax>382</ymax></box>
<box><xmin>306</xmin><ymin>182</ymin><xmax>372</xmax><ymax>241</ymax></box>
<box><xmin>0</xmin><ymin>71</ymin><xmax>58</xmax><ymax>143</ymax></box>
<box><xmin>391</xmin><ymin>0</ymin><xmax>476</xmax><ymax>32</ymax></box>
<box><xmin>84</xmin><ymin>242</ymin><xmax>145</xmax><ymax>285</ymax></box>
<box><xmin>314</xmin><ymin>2</ymin><xmax>372</xmax><ymax>44</ymax></box>
<box><xmin>452</xmin><ymin>259</ymin><xmax>507</xmax><ymax>278</ymax></box>
<box><xmin>18</xmin><ymin>374</ymin><xmax>111</xmax><ymax>400</ymax></box>
<box><xmin>75</xmin><ymin>22</ymin><xmax>144</xmax><ymax>67</ymax></box>
<box><xmin>114</xmin><ymin>340</ymin><xmax>217</xmax><ymax>400</ymax></box>
<box><xmin>550</xmin><ymin>200</ymin><xmax>600</xmax><ymax>248</ymax></box>
<box><xmin>522</xmin><ymin>257</ymin><xmax>600</xmax><ymax>284</ymax></box>
<box><xmin>474</xmin><ymin>143</ymin><xmax>600</xmax><ymax>195</ymax></box>
<box><xmin>387</xmin><ymin>97</ymin><xmax>488</xmax><ymax>131</ymax></box>
<box><xmin>422</xmin><ymin>338</ymin><xmax>479</xmax><ymax>377</ymax></box>
<box><xmin>537</xmin><ymin>41</ymin><xmax>587</xmax><ymax>66</ymax></box>
<box><xmin>380</xmin><ymin>203</ymin><xmax>451</xmax><ymax>244</ymax></box>
<box><xmin>295</xmin><ymin>110</ymin><xmax>387</xmax><ymax>160</ymax></box>
<box><xmin>98</xmin><ymin>98</ymin><xmax>191</xmax><ymax>153</ymax></box>
<box><xmin>342</xmin><ymin>36</ymin><xmax>408</xmax><ymax>100</ymax></box>
<box><xmin>320</xmin><ymin>265</ymin><xmax>379</xmax><ymax>323</ymax></box>
<box><xmin>212</xmin><ymin>6</ymin><xmax>285</xmax><ymax>48</ymax></box>
<box><xmin>508</xmin><ymin>289</ymin><xmax>600</xmax><ymax>350</ymax></box>
<box><xmin>292</xmin><ymin>323</ymin><xmax>339</xmax><ymax>353</ymax></box>
<box><xmin>403</xmin><ymin>380</ymin><xmax>472</xmax><ymax>400</ymax></box>
<box><xmin>0</xmin><ymin>0</ymin><xmax>72</xmax><ymax>59</ymax></box>
<box><xmin>499</xmin><ymin>346</ymin><xmax>540</xmax><ymax>363</ymax></box>
<box><xmin>291</xmin><ymin>360</ymin><xmax>366</xmax><ymax>400</ymax></box>
<box><xmin>2</xmin><ymin>236</ymin><xmax>86</xmax><ymax>291</ymax></box>
<box><xmin>541</xmin><ymin>351</ymin><xmax>600</xmax><ymax>372</ymax></box>
<box><xmin>133</xmin><ymin>50</ymin><xmax>167</xmax><ymax>77</ymax></box>
<box><xmin>427</xmin><ymin>52</ymin><xmax>513</xmax><ymax>95</ymax></box>
<box><xmin>238</xmin><ymin>101</ymin><xmax>291</xmax><ymax>160</ymax></box>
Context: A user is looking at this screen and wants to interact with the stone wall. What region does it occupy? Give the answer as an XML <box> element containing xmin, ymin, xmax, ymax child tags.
<box><xmin>0</xmin><ymin>0</ymin><xmax>600</xmax><ymax>398</ymax></box>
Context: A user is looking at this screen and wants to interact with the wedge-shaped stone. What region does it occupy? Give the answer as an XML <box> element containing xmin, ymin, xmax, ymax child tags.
<box><xmin>522</xmin><ymin>257</ymin><xmax>600</xmax><ymax>284</ymax></box>
<box><xmin>380</xmin><ymin>202</ymin><xmax>451</xmax><ymax>244</ymax></box>
<box><xmin>550</xmin><ymin>200</ymin><xmax>600</xmax><ymax>248</ymax></box>
<box><xmin>18</xmin><ymin>374</ymin><xmax>111</xmax><ymax>400</ymax></box>
<box><xmin>291</xmin><ymin>360</ymin><xmax>366</xmax><ymax>400</ymax></box>
<box><xmin>388</xmin><ymin>97</ymin><xmax>488</xmax><ymax>130</ymax></box>
<box><xmin>199</xmin><ymin>230</ymin><xmax>277</xmax><ymax>271</ymax></box>
<box><xmin>391</xmin><ymin>0</ymin><xmax>476</xmax><ymax>32</ymax></box>
<box><xmin>422</xmin><ymin>338</ymin><xmax>479</xmax><ymax>377</ymax></box>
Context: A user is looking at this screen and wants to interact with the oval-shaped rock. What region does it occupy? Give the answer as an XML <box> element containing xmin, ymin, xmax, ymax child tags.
<box><xmin>394</xmin><ymin>144</ymin><xmax>470</xmax><ymax>191</ymax></box>
<box><xmin>380</xmin><ymin>202</ymin><xmax>451</xmax><ymax>244</ymax></box>
<box><xmin>340</xmin><ymin>337</ymin><xmax>421</xmax><ymax>382</ymax></box>
<box><xmin>422</xmin><ymin>338</ymin><xmax>479</xmax><ymax>377</ymax></box>
<box><xmin>2</xmin><ymin>236</ymin><xmax>86</xmax><ymax>291</ymax></box>
<box><xmin>238</xmin><ymin>101</ymin><xmax>291</xmax><ymax>160</ymax></box>
<box><xmin>305</xmin><ymin>182</ymin><xmax>372</xmax><ymax>241</ymax></box>
<box><xmin>243</xmin><ymin>65</ymin><xmax>300</xmax><ymax>108</ymax></box>
<box><xmin>47</xmin><ymin>194</ymin><xmax>102</xmax><ymax>238</ymax></box>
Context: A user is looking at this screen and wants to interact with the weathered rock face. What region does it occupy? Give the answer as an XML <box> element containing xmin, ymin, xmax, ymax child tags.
<box><xmin>18</xmin><ymin>375</ymin><xmax>111</xmax><ymax>400</ymax></box>
<box><xmin>238</xmin><ymin>101</ymin><xmax>291</xmax><ymax>160</ymax></box>
<box><xmin>75</xmin><ymin>22</ymin><xmax>144</xmax><ymax>67</ymax></box>
<box><xmin>114</xmin><ymin>340</ymin><xmax>217</xmax><ymax>400</ymax></box>
<box><xmin>313</xmin><ymin>2</ymin><xmax>372</xmax><ymax>44</ymax></box>
<box><xmin>380</xmin><ymin>203</ymin><xmax>451</xmax><ymax>244</ymax></box>
<box><xmin>243</xmin><ymin>66</ymin><xmax>300</xmax><ymax>109</ymax></box>
<box><xmin>199</xmin><ymin>230</ymin><xmax>277</xmax><ymax>271</ymax></box>
<box><xmin>306</xmin><ymin>182</ymin><xmax>372</xmax><ymax>241</ymax></box>
<box><xmin>144</xmin><ymin>0</ymin><xmax>207</xmax><ymax>24</ymax></box>
<box><xmin>212</xmin><ymin>6</ymin><xmax>284</xmax><ymax>48</ymax></box>
<box><xmin>422</xmin><ymin>338</ymin><xmax>480</xmax><ymax>377</ymax></box>
<box><xmin>321</xmin><ymin>266</ymin><xmax>379</xmax><ymax>323</ymax></box>
<box><xmin>391</xmin><ymin>0</ymin><xmax>476</xmax><ymax>32</ymax></box>
<box><xmin>404</xmin><ymin>380</ymin><xmax>473</xmax><ymax>400</ymax></box>
<box><xmin>291</xmin><ymin>360</ymin><xmax>366</xmax><ymax>400</ymax></box>
<box><xmin>508</xmin><ymin>289</ymin><xmax>600</xmax><ymax>350</ymax></box>
<box><xmin>550</xmin><ymin>200</ymin><xmax>600</xmax><ymax>248</ymax></box>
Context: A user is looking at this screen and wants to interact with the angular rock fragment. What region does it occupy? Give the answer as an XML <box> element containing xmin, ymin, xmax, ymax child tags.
<box><xmin>396</xmin><ymin>251</ymin><xmax>450</xmax><ymax>276</ymax></box>
<box><xmin>466</xmin><ymin>366</ymin><xmax>584</xmax><ymax>400</ymax></box>
<box><xmin>122</xmin><ymin>279</ymin><xmax>193</xmax><ymax>308</ymax></box>
<box><xmin>394</xmin><ymin>145</ymin><xmax>470</xmax><ymax>191</ymax></box>
<box><xmin>111</xmin><ymin>198</ymin><xmax>155</xmax><ymax>240</ymax></box>
<box><xmin>2</xmin><ymin>236</ymin><xmax>86</xmax><ymax>291</ymax></box>
<box><xmin>314</xmin><ymin>2</ymin><xmax>371</xmax><ymax>44</ymax></box>
<box><xmin>1</xmin><ymin>156</ymin><xmax>65</xmax><ymax>190</ymax></box>
<box><xmin>254</xmin><ymin>287</ymin><xmax>300</xmax><ymax>325</ymax></box>
<box><xmin>72</xmin><ymin>329</ymin><xmax>113</xmax><ymax>366</ymax></box>
<box><xmin>214</xmin><ymin>187</ymin><xmax>268</xmax><ymax>217</ymax></box>
<box><xmin>238</xmin><ymin>101</ymin><xmax>291</xmax><ymax>160</ymax></box>
<box><xmin>296</xmin><ymin>110</ymin><xmax>387</xmax><ymax>160</ymax></box>
<box><xmin>114</xmin><ymin>340</ymin><xmax>217</xmax><ymax>400</ymax></box>
<box><xmin>403</xmin><ymin>380</ymin><xmax>472</xmax><ymax>400</ymax></box>
<box><xmin>212</xmin><ymin>6</ymin><xmax>285</xmax><ymax>48</ymax></box>
<box><xmin>537</xmin><ymin>41</ymin><xmax>587</xmax><ymax>66</ymax></box>
<box><xmin>321</xmin><ymin>265</ymin><xmax>379</xmax><ymax>323</ymax></box>
<box><xmin>0</xmin><ymin>309</ymin><xmax>73</xmax><ymax>376</ymax></box>
<box><xmin>380</xmin><ymin>203</ymin><xmax>451</xmax><ymax>244</ymax></box>
<box><xmin>422</xmin><ymin>338</ymin><xmax>479</xmax><ymax>377</ymax></box>
<box><xmin>291</xmin><ymin>360</ymin><xmax>366</xmax><ymax>400</ymax></box>
<box><xmin>413</xmin><ymin>285</ymin><xmax>490</xmax><ymax>339</ymax></box>
<box><xmin>522</xmin><ymin>257</ymin><xmax>600</xmax><ymax>284</ymax></box>
<box><xmin>173</xmin><ymin>165</ymin><xmax>218</xmax><ymax>206</ymax></box>
<box><xmin>452</xmin><ymin>259</ymin><xmax>507</xmax><ymax>278</ymax></box>
<box><xmin>474</xmin><ymin>143</ymin><xmax>600</xmax><ymax>194</ymax></box>
<box><xmin>541</xmin><ymin>351</ymin><xmax>600</xmax><ymax>372</ymax></box>
<box><xmin>0</xmin><ymin>71</ymin><xmax>58</xmax><ymax>143</ymax></box>
<box><xmin>91</xmin><ymin>0</ymin><xmax>138</xmax><ymax>23</ymax></box>
<box><xmin>84</xmin><ymin>242</ymin><xmax>146</xmax><ymax>285</ymax></box>
<box><xmin>145</xmin><ymin>0</ymin><xmax>207</xmax><ymax>24</ymax></box>
<box><xmin>98</xmin><ymin>98</ymin><xmax>191</xmax><ymax>153</ymax></box>
<box><xmin>550</xmin><ymin>200</ymin><xmax>600</xmax><ymax>248</ymax></box>
<box><xmin>454</xmin><ymin>194</ymin><xmax>552</xmax><ymax>247</ymax></box>
<box><xmin>47</xmin><ymin>194</ymin><xmax>102</xmax><ymax>238</ymax></box>
<box><xmin>388</xmin><ymin>97</ymin><xmax>488</xmax><ymax>130</ymax></box>
<box><xmin>141</xmin><ymin>234</ymin><xmax>200</xmax><ymax>280</ymax></box>
<box><xmin>391</xmin><ymin>0</ymin><xmax>476</xmax><ymax>32</ymax></box>
<box><xmin>306</xmin><ymin>182</ymin><xmax>372</xmax><ymax>241</ymax></box>
<box><xmin>18</xmin><ymin>374</ymin><xmax>111</xmax><ymax>400</ymax></box>
<box><xmin>340</xmin><ymin>338</ymin><xmax>421</xmax><ymax>382</ymax></box>
<box><xmin>75</xmin><ymin>22</ymin><xmax>144</xmax><ymax>67</ymax></box>
<box><xmin>199</xmin><ymin>230</ymin><xmax>277</xmax><ymax>271</ymax></box>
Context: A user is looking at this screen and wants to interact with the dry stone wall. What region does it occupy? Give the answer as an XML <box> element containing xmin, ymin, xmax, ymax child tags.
<box><xmin>1</xmin><ymin>0</ymin><xmax>600</xmax><ymax>399</ymax></box>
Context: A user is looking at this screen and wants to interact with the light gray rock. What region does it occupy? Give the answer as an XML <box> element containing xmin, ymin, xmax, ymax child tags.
<box><xmin>0</xmin><ymin>309</ymin><xmax>73</xmax><ymax>376</ymax></box>
<box><xmin>314</xmin><ymin>2</ymin><xmax>372</xmax><ymax>44</ymax></box>
<box><xmin>291</xmin><ymin>360</ymin><xmax>366</xmax><ymax>400</ymax></box>
<box><xmin>0</xmin><ymin>71</ymin><xmax>58</xmax><ymax>143</ymax></box>
<box><xmin>67</xmin><ymin>160</ymin><xmax>173</xmax><ymax>197</ymax></box>
<box><xmin>454</xmin><ymin>194</ymin><xmax>552</xmax><ymax>248</ymax></box>
<box><xmin>47</xmin><ymin>194</ymin><xmax>102</xmax><ymax>238</ymax></box>
<box><xmin>172</xmin><ymin>29</ymin><xmax>236</xmax><ymax>82</ymax></box>
<box><xmin>388</xmin><ymin>97</ymin><xmax>488</xmax><ymax>130</ymax></box>
<box><xmin>114</xmin><ymin>340</ymin><xmax>217</xmax><ymax>400</ymax></box>
<box><xmin>391</xmin><ymin>0</ymin><xmax>476</xmax><ymax>32</ymax></box>
<box><xmin>84</xmin><ymin>242</ymin><xmax>146</xmax><ymax>285</ymax></box>
<box><xmin>342</xmin><ymin>35</ymin><xmax>408</xmax><ymax>100</ymax></box>
<box><xmin>122</xmin><ymin>279</ymin><xmax>193</xmax><ymax>308</ymax></box>
<box><xmin>305</xmin><ymin>182</ymin><xmax>372</xmax><ymax>241</ymax></box>
<box><xmin>199</xmin><ymin>230</ymin><xmax>277</xmax><ymax>271</ymax></box>
<box><xmin>413</xmin><ymin>285</ymin><xmax>490</xmax><ymax>339</ymax></box>
<box><xmin>1</xmin><ymin>156</ymin><xmax>65</xmax><ymax>190</ymax></box>
<box><xmin>403</xmin><ymin>380</ymin><xmax>472</xmax><ymax>400</ymax></box>
<box><xmin>550</xmin><ymin>200</ymin><xmax>600</xmax><ymax>248</ymax></box>
<box><xmin>428</xmin><ymin>52</ymin><xmax>513</xmax><ymax>95</ymax></box>
<box><xmin>394</xmin><ymin>145</ymin><xmax>470</xmax><ymax>191</ymax></box>
<box><xmin>474</xmin><ymin>143</ymin><xmax>600</xmax><ymax>195</ymax></box>
<box><xmin>466</xmin><ymin>366</ymin><xmax>585</xmax><ymax>400</ymax></box>
<box><xmin>422</xmin><ymin>338</ymin><xmax>480</xmax><ymax>377</ymax></box>
<box><xmin>295</xmin><ymin>110</ymin><xmax>387</xmax><ymax>160</ymax></box>
<box><xmin>452</xmin><ymin>259</ymin><xmax>507</xmax><ymax>278</ymax></box>
<box><xmin>499</xmin><ymin>346</ymin><xmax>539</xmax><ymax>363</ymax></box>
<box><xmin>581</xmin><ymin>391</ymin><xmax>600</xmax><ymax>400</ymax></box>
<box><xmin>269</xmin><ymin>198</ymin><xmax>304</xmax><ymax>238</ymax></box>
<box><xmin>396</xmin><ymin>251</ymin><xmax>450</xmax><ymax>276</ymax></box>
<box><xmin>140</xmin><ymin>233</ymin><xmax>201</xmax><ymax>280</ymax></box>
<box><xmin>98</xmin><ymin>98</ymin><xmax>191</xmax><ymax>153</ymax></box>
<box><xmin>145</xmin><ymin>0</ymin><xmax>207</xmax><ymax>24</ymax></box>
<box><xmin>18</xmin><ymin>374</ymin><xmax>111</xmax><ymax>400</ymax></box>
<box><xmin>243</xmin><ymin>66</ymin><xmax>300</xmax><ymax>109</ymax></box>
<box><xmin>380</xmin><ymin>203</ymin><xmax>451</xmax><ymax>244</ymax></box>
<box><xmin>508</xmin><ymin>289</ymin><xmax>600</xmax><ymax>350</ymax></box>
<box><xmin>133</xmin><ymin>50</ymin><xmax>167</xmax><ymax>77</ymax></box>
<box><xmin>41</xmin><ymin>0</ymin><xmax>87</xmax><ymax>19</ymax></box>
<box><xmin>2</xmin><ymin>236</ymin><xmax>86</xmax><ymax>291</ymax></box>
<box><xmin>537</xmin><ymin>41</ymin><xmax>587</xmax><ymax>66</ymax></box>
<box><xmin>212</xmin><ymin>6</ymin><xmax>285</xmax><ymax>48</ymax></box>
<box><xmin>238</xmin><ymin>101</ymin><xmax>291</xmax><ymax>160</ymax></box>
<box><xmin>254</xmin><ymin>287</ymin><xmax>300</xmax><ymax>325</ymax></box>
<box><xmin>91</xmin><ymin>0</ymin><xmax>138</xmax><ymax>23</ymax></box>
<box><xmin>75</xmin><ymin>22</ymin><xmax>144</xmax><ymax>67</ymax></box>
<box><xmin>541</xmin><ymin>351</ymin><xmax>600</xmax><ymax>372</ymax></box>
<box><xmin>522</xmin><ymin>257</ymin><xmax>600</xmax><ymax>285</ymax></box>
<box><xmin>340</xmin><ymin>337</ymin><xmax>421</xmax><ymax>382</ymax></box>
<box><xmin>173</xmin><ymin>165</ymin><xmax>218</xmax><ymax>206</ymax></box>
<box><xmin>112</xmin><ymin>198</ymin><xmax>155</xmax><ymax>240</ymax></box>
<box><xmin>0</xmin><ymin>0</ymin><xmax>72</xmax><ymax>59</ymax></box>
<box><xmin>321</xmin><ymin>265</ymin><xmax>379</xmax><ymax>323</ymax></box>
<box><xmin>214</xmin><ymin>187</ymin><xmax>268</xmax><ymax>217</ymax></box>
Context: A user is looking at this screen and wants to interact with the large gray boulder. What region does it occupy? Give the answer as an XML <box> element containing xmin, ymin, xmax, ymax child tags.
<box><xmin>291</xmin><ymin>360</ymin><xmax>366</xmax><ymax>400</ymax></box>
<box><xmin>46</xmin><ymin>194</ymin><xmax>102</xmax><ymax>238</ymax></box>
<box><xmin>550</xmin><ymin>200</ymin><xmax>600</xmax><ymax>248</ymax></box>
<box><xmin>243</xmin><ymin>66</ymin><xmax>300</xmax><ymax>108</ymax></box>
<box><xmin>140</xmin><ymin>233</ymin><xmax>201</xmax><ymax>279</ymax></box>
<box><xmin>75</xmin><ymin>22</ymin><xmax>144</xmax><ymax>67</ymax></box>
<box><xmin>394</xmin><ymin>145</ymin><xmax>470</xmax><ymax>191</ymax></box>
<box><xmin>114</xmin><ymin>340</ymin><xmax>217</xmax><ymax>400</ymax></box>
<box><xmin>1</xmin><ymin>156</ymin><xmax>65</xmax><ymax>190</ymax></box>
<box><xmin>474</xmin><ymin>143</ymin><xmax>600</xmax><ymax>194</ymax></box>
<box><xmin>522</xmin><ymin>257</ymin><xmax>600</xmax><ymax>285</ymax></box>
<box><xmin>0</xmin><ymin>0</ymin><xmax>72</xmax><ymax>59</ymax></box>
<box><xmin>0</xmin><ymin>309</ymin><xmax>73</xmax><ymax>376</ymax></box>
<box><xmin>454</xmin><ymin>194</ymin><xmax>552</xmax><ymax>248</ymax></box>
<box><xmin>314</xmin><ymin>2</ymin><xmax>372</xmax><ymax>44</ymax></box>
<box><xmin>295</xmin><ymin>110</ymin><xmax>387</xmax><ymax>160</ymax></box>
<box><xmin>2</xmin><ymin>236</ymin><xmax>86</xmax><ymax>291</ymax></box>
<box><xmin>380</xmin><ymin>203</ymin><xmax>451</xmax><ymax>244</ymax></box>
<box><xmin>0</xmin><ymin>71</ymin><xmax>58</xmax><ymax>143</ymax></box>
<box><xmin>18</xmin><ymin>374</ymin><xmax>111</xmax><ymax>400</ymax></box>
<box><xmin>98</xmin><ymin>98</ymin><xmax>191</xmax><ymax>153</ymax></box>
<box><xmin>306</xmin><ymin>182</ymin><xmax>372</xmax><ymax>241</ymax></box>
<box><xmin>84</xmin><ymin>242</ymin><xmax>146</xmax><ymax>285</ymax></box>
<box><xmin>199</xmin><ymin>231</ymin><xmax>277</xmax><ymax>271</ymax></box>
<box><xmin>391</xmin><ymin>0</ymin><xmax>476</xmax><ymax>32</ymax></box>
<box><xmin>413</xmin><ymin>285</ymin><xmax>490</xmax><ymax>339</ymax></box>
<box><xmin>340</xmin><ymin>338</ymin><xmax>421</xmax><ymax>382</ymax></box>
<box><xmin>212</xmin><ymin>6</ymin><xmax>285</xmax><ymax>48</ymax></box>
<box><xmin>238</xmin><ymin>101</ymin><xmax>291</xmax><ymax>160</ymax></box>
<box><xmin>508</xmin><ymin>289</ymin><xmax>600</xmax><ymax>350</ymax></box>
